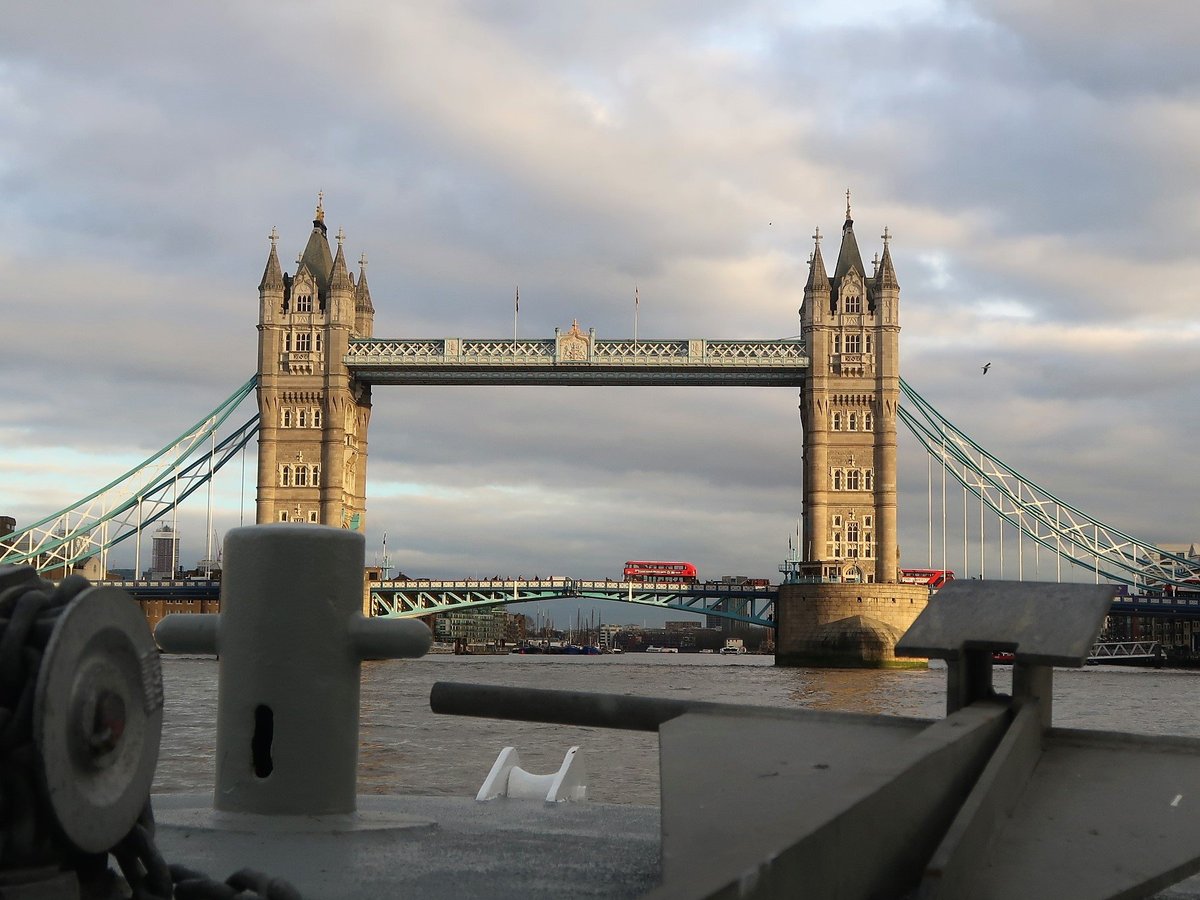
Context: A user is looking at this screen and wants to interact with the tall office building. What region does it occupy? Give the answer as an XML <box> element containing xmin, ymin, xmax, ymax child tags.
<box><xmin>151</xmin><ymin>523</ymin><xmax>179</xmax><ymax>579</ymax></box>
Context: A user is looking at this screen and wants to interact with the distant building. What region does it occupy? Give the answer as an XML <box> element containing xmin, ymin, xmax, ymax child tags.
<box><xmin>150</xmin><ymin>523</ymin><xmax>180</xmax><ymax>579</ymax></box>
<box><xmin>435</xmin><ymin>607</ymin><xmax>509</xmax><ymax>649</ymax></box>
<box><xmin>665</xmin><ymin>620</ymin><xmax>702</xmax><ymax>633</ymax></box>
<box><xmin>599</xmin><ymin>623</ymin><xmax>622</xmax><ymax>651</ymax></box>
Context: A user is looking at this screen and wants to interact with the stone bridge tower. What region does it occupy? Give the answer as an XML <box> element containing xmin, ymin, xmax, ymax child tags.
<box><xmin>254</xmin><ymin>197</ymin><xmax>374</xmax><ymax>530</ymax></box>
<box><xmin>777</xmin><ymin>197</ymin><xmax>928</xmax><ymax>667</ymax></box>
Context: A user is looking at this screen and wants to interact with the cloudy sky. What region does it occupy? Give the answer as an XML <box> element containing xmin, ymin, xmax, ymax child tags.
<box><xmin>2</xmin><ymin>1</ymin><xmax>1197</xmax><ymax>621</ymax></box>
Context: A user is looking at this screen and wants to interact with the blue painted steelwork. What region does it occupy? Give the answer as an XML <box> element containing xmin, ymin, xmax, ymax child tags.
<box><xmin>1109</xmin><ymin>594</ymin><xmax>1200</xmax><ymax>619</ymax></box>
<box><xmin>15</xmin><ymin>371</ymin><xmax>1199</xmax><ymax>602</ymax></box>
<box><xmin>102</xmin><ymin>580</ymin><xmax>222</xmax><ymax>601</ymax></box>
<box><xmin>1</xmin><ymin>377</ymin><xmax>258</xmax><ymax>573</ymax></box>
<box><xmin>897</xmin><ymin>378</ymin><xmax>1200</xmax><ymax>591</ymax></box>
<box><xmin>104</xmin><ymin>578</ymin><xmax>1200</xmax><ymax>623</ymax></box>
<box><xmin>369</xmin><ymin>579</ymin><xmax>777</xmax><ymax>627</ymax></box>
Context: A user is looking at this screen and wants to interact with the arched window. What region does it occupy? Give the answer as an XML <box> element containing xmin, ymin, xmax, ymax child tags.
<box><xmin>280</xmin><ymin>465</ymin><xmax>291</xmax><ymax>487</ymax></box>
<box><xmin>848</xmin><ymin>412</ymin><xmax>858</xmax><ymax>431</ymax></box>
<box><xmin>865</xmin><ymin>335</ymin><xmax>873</xmax><ymax>354</ymax></box>
<box><xmin>864</xmin><ymin>532</ymin><xmax>873</xmax><ymax>559</ymax></box>
<box><xmin>298</xmin><ymin>409</ymin><xmax>308</xmax><ymax>428</ymax></box>
<box><xmin>278</xmin><ymin>510</ymin><xmax>289</xmax><ymax>522</ymax></box>
<box><xmin>833</xmin><ymin>469</ymin><xmax>844</xmax><ymax>491</ymax></box>
<box><xmin>315</xmin><ymin>332</ymin><xmax>323</xmax><ymax>352</ymax></box>
<box><xmin>832</xmin><ymin>412</ymin><xmax>842</xmax><ymax>431</ymax></box>
<box><xmin>284</xmin><ymin>332</ymin><xmax>293</xmax><ymax>352</ymax></box>
<box><xmin>312</xmin><ymin>408</ymin><xmax>322</xmax><ymax>428</ymax></box>
<box><xmin>831</xmin><ymin>534</ymin><xmax>842</xmax><ymax>558</ymax></box>
<box><xmin>296</xmin><ymin>332</ymin><xmax>312</xmax><ymax>352</ymax></box>
<box><xmin>832</xmin><ymin>515</ymin><xmax>843</xmax><ymax>528</ymax></box>
<box><xmin>295</xmin><ymin>466</ymin><xmax>308</xmax><ymax>487</ymax></box>
<box><xmin>864</xmin><ymin>412</ymin><xmax>873</xmax><ymax>431</ymax></box>
<box><xmin>847</xmin><ymin>522</ymin><xmax>860</xmax><ymax>558</ymax></box>
<box><xmin>865</xmin><ymin>469</ymin><xmax>874</xmax><ymax>490</ymax></box>
<box><xmin>834</xmin><ymin>335</ymin><xmax>842</xmax><ymax>354</ymax></box>
<box><xmin>281</xmin><ymin>409</ymin><xmax>292</xmax><ymax>428</ymax></box>
<box><xmin>847</xmin><ymin>469</ymin><xmax>861</xmax><ymax>491</ymax></box>
<box><xmin>311</xmin><ymin>465</ymin><xmax>320</xmax><ymax>487</ymax></box>
<box><xmin>297</xmin><ymin>295</ymin><xmax>313</xmax><ymax>313</ymax></box>
<box><xmin>844</xmin><ymin>291</ymin><xmax>861</xmax><ymax>314</ymax></box>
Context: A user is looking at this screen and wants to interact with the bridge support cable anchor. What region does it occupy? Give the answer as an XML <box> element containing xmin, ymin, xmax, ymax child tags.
<box><xmin>432</xmin><ymin>580</ymin><xmax>1200</xmax><ymax>899</ymax></box>
<box><xmin>154</xmin><ymin>524</ymin><xmax>433</xmax><ymax>832</ymax></box>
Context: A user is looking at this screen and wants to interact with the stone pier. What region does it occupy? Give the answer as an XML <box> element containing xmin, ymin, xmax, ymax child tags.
<box><xmin>775</xmin><ymin>582</ymin><xmax>931</xmax><ymax>668</ymax></box>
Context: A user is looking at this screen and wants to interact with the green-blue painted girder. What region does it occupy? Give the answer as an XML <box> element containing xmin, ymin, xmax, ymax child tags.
<box><xmin>371</xmin><ymin>580</ymin><xmax>776</xmax><ymax>627</ymax></box>
<box><xmin>8</xmin><ymin>372</ymin><xmax>1196</xmax><ymax>594</ymax></box>
<box><xmin>1</xmin><ymin>377</ymin><xmax>259</xmax><ymax>573</ymax></box>
<box><xmin>897</xmin><ymin>378</ymin><xmax>1199</xmax><ymax>590</ymax></box>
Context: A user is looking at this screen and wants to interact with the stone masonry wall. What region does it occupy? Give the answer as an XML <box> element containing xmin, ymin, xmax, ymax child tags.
<box><xmin>776</xmin><ymin>582</ymin><xmax>930</xmax><ymax>667</ymax></box>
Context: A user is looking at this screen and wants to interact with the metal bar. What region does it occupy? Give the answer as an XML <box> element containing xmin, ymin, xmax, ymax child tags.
<box><xmin>431</xmin><ymin>682</ymin><xmax>739</xmax><ymax>732</ymax></box>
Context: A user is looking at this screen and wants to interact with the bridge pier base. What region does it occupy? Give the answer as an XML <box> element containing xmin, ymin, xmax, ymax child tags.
<box><xmin>774</xmin><ymin>582</ymin><xmax>931</xmax><ymax>668</ymax></box>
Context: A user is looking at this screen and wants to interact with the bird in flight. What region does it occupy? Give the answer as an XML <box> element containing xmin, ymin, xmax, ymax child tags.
<box><xmin>982</xmin><ymin>363</ymin><xmax>992</xmax><ymax>374</ymax></box>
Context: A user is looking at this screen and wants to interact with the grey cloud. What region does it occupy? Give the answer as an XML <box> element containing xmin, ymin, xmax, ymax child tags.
<box><xmin>1</xmin><ymin>0</ymin><xmax>1197</xmax><ymax>600</ymax></box>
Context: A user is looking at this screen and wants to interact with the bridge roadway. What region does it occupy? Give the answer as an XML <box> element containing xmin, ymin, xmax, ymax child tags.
<box><xmin>369</xmin><ymin>578</ymin><xmax>777</xmax><ymax>625</ymax></box>
<box><xmin>102</xmin><ymin>578</ymin><xmax>778</xmax><ymax>627</ymax></box>
<box><xmin>101</xmin><ymin>580</ymin><xmax>1200</xmax><ymax>627</ymax></box>
<box><xmin>344</xmin><ymin>336</ymin><xmax>809</xmax><ymax>386</ymax></box>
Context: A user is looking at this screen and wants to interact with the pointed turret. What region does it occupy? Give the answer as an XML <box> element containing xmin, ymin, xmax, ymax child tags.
<box><xmin>876</xmin><ymin>226</ymin><xmax>899</xmax><ymax>291</ymax></box>
<box><xmin>330</xmin><ymin>232</ymin><xmax>353</xmax><ymax>294</ymax></box>
<box><xmin>805</xmin><ymin>228</ymin><xmax>830</xmax><ymax>292</ymax></box>
<box><xmin>354</xmin><ymin>252</ymin><xmax>375</xmax><ymax>338</ymax></box>
<box><xmin>831</xmin><ymin>206</ymin><xmax>867</xmax><ymax>296</ymax></box>
<box><xmin>873</xmin><ymin>225</ymin><xmax>899</xmax><ymax>324</ymax></box>
<box><xmin>298</xmin><ymin>194</ymin><xmax>335</xmax><ymax>302</ymax></box>
<box><xmin>259</xmin><ymin>226</ymin><xmax>285</xmax><ymax>293</ymax></box>
<box><xmin>328</xmin><ymin>226</ymin><xmax>355</xmax><ymax>326</ymax></box>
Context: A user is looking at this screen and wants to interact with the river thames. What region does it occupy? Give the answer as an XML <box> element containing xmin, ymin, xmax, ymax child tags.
<box><xmin>151</xmin><ymin>652</ymin><xmax>1200</xmax><ymax>896</ymax></box>
<box><xmin>155</xmin><ymin>652</ymin><xmax>1200</xmax><ymax>802</ymax></box>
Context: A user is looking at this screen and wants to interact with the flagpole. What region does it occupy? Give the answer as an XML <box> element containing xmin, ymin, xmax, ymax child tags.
<box><xmin>634</xmin><ymin>285</ymin><xmax>639</xmax><ymax>343</ymax></box>
<box><xmin>514</xmin><ymin>285</ymin><xmax>519</xmax><ymax>345</ymax></box>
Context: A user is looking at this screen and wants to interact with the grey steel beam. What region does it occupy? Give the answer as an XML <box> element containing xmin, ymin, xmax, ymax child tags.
<box><xmin>429</xmin><ymin>580</ymin><xmax>1200</xmax><ymax>898</ymax></box>
<box><xmin>348</xmin><ymin>366</ymin><xmax>806</xmax><ymax>387</ymax></box>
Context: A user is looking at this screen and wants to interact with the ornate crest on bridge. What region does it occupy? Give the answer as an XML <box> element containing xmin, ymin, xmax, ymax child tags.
<box><xmin>556</xmin><ymin>320</ymin><xmax>592</xmax><ymax>362</ymax></box>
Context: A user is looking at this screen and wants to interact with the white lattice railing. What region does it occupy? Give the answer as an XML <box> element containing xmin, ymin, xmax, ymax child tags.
<box><xmin>706</xmin><ymin>341</ymin><xmax>806</xmax><ymax>359</ymax></box>
<box><xmin>346</xmin><ymin>337</ymin><xmax>808</xmax><ymax>366</ymax></box>
<box><xmin>593</xmin><ymin>340</ymin><xmax>690</xmax><ymax>357</ymax></box>
<box><xmin>459</xmin><ymin>340</ymin><xmax>555</xmax><ymax>357</ymax></box>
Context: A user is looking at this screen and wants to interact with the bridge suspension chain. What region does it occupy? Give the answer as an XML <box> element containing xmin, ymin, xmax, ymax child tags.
<box><xmin>1</xmin><ymin>376</ymin><xmax>259</xmax><ymax>574</ymax></box>
<box><xmin>897</xmin><ymin>378</ymin><xmax>1198</xmax><ymax>589</ymax></box>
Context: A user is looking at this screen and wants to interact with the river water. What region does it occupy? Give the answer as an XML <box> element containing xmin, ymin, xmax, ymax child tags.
<box><xmin>154</xmin><ymin>653</ymin><xmax>1200</xmax><ymax>806</ymax></box>
<box><xmin>150</xmin><ymin>654</ymin><xmax>1200</xmax><ymax>897</ymax></box>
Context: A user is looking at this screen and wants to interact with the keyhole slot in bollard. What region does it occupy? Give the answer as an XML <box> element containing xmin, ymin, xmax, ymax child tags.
<box><xmin>252</xmin><ymin>704</ymin><xmax>274</xmax><ymax>778</ymax></box>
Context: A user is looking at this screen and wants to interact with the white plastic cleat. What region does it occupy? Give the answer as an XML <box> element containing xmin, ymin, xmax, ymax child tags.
<box><xmin>476</xmin><ymin>746</ymin><xmax>587</xmax><ymax>802</ymax></box>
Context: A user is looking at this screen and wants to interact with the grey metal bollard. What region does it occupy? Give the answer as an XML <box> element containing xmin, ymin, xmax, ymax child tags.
<box><xmin>155</xmin><ymin>524</ymin><xmax>430</xmax><ymax>816</ymax></box>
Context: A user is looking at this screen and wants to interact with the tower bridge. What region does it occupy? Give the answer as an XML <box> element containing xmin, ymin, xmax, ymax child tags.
<box><xmin>249</xmin><ymin>194</ymin><xmax>918</xmax><ymax>665</ymax></box>
<box><xmin>7</xmin><ymin>195</ymin><xmax>1200</xmax><ymax>665</ymax></box>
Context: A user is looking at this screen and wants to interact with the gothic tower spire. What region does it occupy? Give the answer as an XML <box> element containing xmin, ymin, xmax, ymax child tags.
<box><xmin>798</xmin><ymin>196</ymin><xmax>900</xmax><ymax>585</ymax></box>
<box><xmin>255</xmin><ymin>198</ymin><xmax>372</xmax><ymax>533</ymax></box>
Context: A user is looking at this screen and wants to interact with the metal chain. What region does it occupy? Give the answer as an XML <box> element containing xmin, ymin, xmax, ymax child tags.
<box><xmin>0</xmin><ymin>565</ymin><xmax>302</xmax><ymax>899</ymax></box>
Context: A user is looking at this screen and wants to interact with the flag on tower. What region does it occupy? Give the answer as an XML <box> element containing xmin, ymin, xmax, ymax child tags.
<box><xmin>635</xmin><ymin>285</ymin><xmax>639</xmax><ymax>308</ymax></box>
<box><xmin>515</xmin><ymin>286</ymin><xmax>519</xmax><ymax>313</ymax></box>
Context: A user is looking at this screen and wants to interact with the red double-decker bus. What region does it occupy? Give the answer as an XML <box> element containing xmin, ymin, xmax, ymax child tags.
<box><xmin>623</xmin><ymin>561</ymin><xmax>699</xmax><ymax>584</ymax></box>
<box><xmin>899</xmin><ymin>568</ymin><xmax>955</xmax><ymax>590</ymax></box>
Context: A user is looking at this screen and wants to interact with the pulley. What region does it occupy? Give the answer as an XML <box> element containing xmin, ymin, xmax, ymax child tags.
<box><xmin>33</xmin><ymin>586</ymin><xmax>164</xmax><ymax>853</ymax></box>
